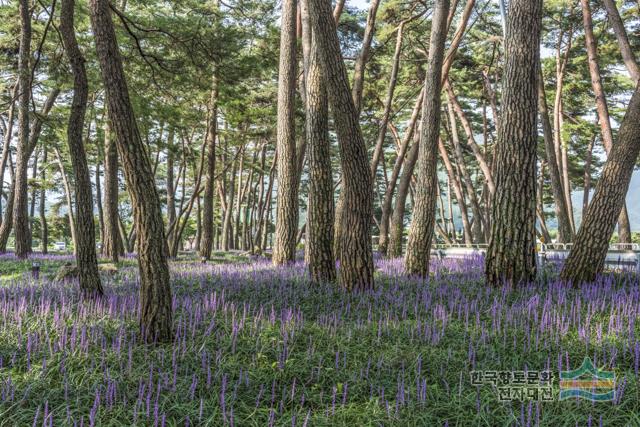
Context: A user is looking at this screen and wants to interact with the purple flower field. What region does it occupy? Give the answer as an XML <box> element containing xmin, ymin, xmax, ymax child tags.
<box><xmin>0</xmin><ymin>254</ymin><xmax>638</xmax><ymax>426</ymax></box>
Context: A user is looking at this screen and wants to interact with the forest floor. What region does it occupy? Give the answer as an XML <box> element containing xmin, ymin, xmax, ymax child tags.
<box><xmin>0</xmin><ymin>253</ymin><xmax>638</xmax><ymax>426</ymax></box>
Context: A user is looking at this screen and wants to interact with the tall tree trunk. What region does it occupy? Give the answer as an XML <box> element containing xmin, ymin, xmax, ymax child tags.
<box><xmin>308</xmin><ymin>0</ymin><xmax>374</xmax><ymax>290</ymax></box>
<box><xmin>601</xmin><ymin>0</ymin><xmax>639</xmax><ymax>85</ymax></box>
<box><xmin>333</xmin><ymin>0</ymin><xmax>380</xmax><ymax>261</ymax></box>
<box><xmin>90</xmin><ymin>0</ymin><xmax>172</xmax><ymax>342</ymax></box>
<box><xmin>273</xmin><ymin>0</ymin><xmax>299</xmax><ymax>265</ymax></box>
<box><xmin>60</xmin><ymin>0</ymin><xmax>103</xmax><ymax>295</ymax></box>
<box><xmin>537</xmin><ymin>68</ymin><xmax>573</xmax><ymax>242</ymax></box>
<box><xmin>95</xmin><ymin>163</ymin><xmax>104</xmax><ymax>244</ymax></box>
<box><xmin>102</xmin><ymin>116</ymin><xmax>123</xmax><ymax>262</ymax></box>
<box><xmin>561</xmin><ymin>85</ymin><xmax>640</xmax><ymax>282</ymax></box>
<box><xmin>404</xmin><ymin>0</ymin><xmax>449</xmax><ymax>277</ymax></box>
<box><xmin>199</xmin><ymin>74</ymin><xmax>218</xmax><ymax>260</ymax></box>
<box><xmin>40</xmin><ymin>147</ymin><xmax>48</xmax><ymax>253</ymax></box>
<box><xmin>301</xmin><ymin>0</ymin><xmax>336</xmax><ymax>283</ymax></box>
<box><xmin>13</xmin><ymin>0</ymin><xmax>32</xmax><ymax>258</ymax></box>
<box><xmin>581</xmin><ymin>0</ymin><xmax>632</xmax><ymax>243</ymax></box>
<box><xmin>485</xmin><ymin>0</ymin><xmax>542</xmax><ymax>286</ymax></box>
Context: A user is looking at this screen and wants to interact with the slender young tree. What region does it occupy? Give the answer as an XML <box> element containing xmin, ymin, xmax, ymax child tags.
<box><xmin>60</xmin><ymin>0</ymin><xmax>103</xmax><ymax>295</ymax></box>
<box><xmin>90</xmin><ymin>0</ymin><xmax>173</xmax><ymax>342</ymax></box>
<box><xmin>13</xmin><ymin>0</ymin><xmax>32</xmax><ymax>258</ymax></box>
<box><xmin>561</xmin><ymin>85</ymin><xmax>640</xmax><ymax>283</ymax></box>
<box><xmin>485</xmin><ymin>0</ymin><xmax>543</xmax><ymax>286</ymax></box>
<box><xmin>404</xmin><ymin>0</ymin><xmax>450</xmax><ymax>277</ymax></box>
<box><xmin>272</xmin><ymin>0</ymin><xmax>299</xmax><ymax>265</ymax></box>
<box><xmin>301</xmin><ymin>0</ymin><xmax>335</xmax><ymax>283</ymax></box>
<box><xmin>308</xmin><ymin>0</ymin><xmax>374</xmax><ymax>290</ymax></box>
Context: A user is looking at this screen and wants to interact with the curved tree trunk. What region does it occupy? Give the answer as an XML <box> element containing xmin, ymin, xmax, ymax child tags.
<box><xmin>60</xmin><ymin>0</ymin><xmax>103</xmax><ymax>295</ymax></box>
<box><xmin>90</xmin><ymin>0</ymin><xmax>173</xmax><ymax>342</ymax></box>
<box><xmin>485</xmin><ymin>0</ymin><xmax>542</xmax><ymax>286</ymax></box>
<box><xmin>273</xmin><ymin>0</ymin><xmax>299</xmax><ymax>265</ymax></box>
<box><xmin>561</xmin><ymin>85</ymin><xmax>640</xmax><ymax>283</ymax></box>
<box><xmin>308</xmin><ymin>0</ymin><xmax>374</xmax><ymax>290</ymax></box>
<box><xmin>404</xmin><ymin>0</ymin><xmax>449</xmax><ymax>277</ymax></box>
<box><xmin>333</xmin><ymin>0</ymin><xmax>380</xmax><ymax>261</ymax></box>
<box><xmin>13</xmin><ymin>0</ymin><xmax>32</xmax><ymax>258</ymax></box>
<box><xmin>301</xmin><ymin>0</ymin><xmax>336</xmax><ymax>283</ymax></box>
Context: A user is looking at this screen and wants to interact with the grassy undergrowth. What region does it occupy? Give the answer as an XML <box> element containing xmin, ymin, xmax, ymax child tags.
<box><xmin>0</xmin><ymin>254</ymin><xmax>638</xmax><ymax>426</ymax></box>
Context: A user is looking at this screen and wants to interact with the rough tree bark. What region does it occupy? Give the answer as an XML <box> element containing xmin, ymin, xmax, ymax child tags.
<box><xmin>561</xmin><ymin>85</ymin><xmax>640</xmax><ymax>282</ymax></box>
<box><xmin>199</xmin><ymin>73</ymin><xmax>218</xmax><ymax>260</ymax></box>
<box><xmin>39</xmin><ymin>147</ymin><xmax>48</xmax><ymax>253</ymax></box>
<box><xmin>308</xmin><ymin>0</ymin><xmax>374</xmax><ymax>290</ymax></box>
<box><xmin>90</xmin><ymin>0</ymin><xmax>173</xmax><ymax>342</ymax></box>
<box><xmin>301</xmin><ymin>0</ymin><xmax>336</xmax><ymax>283</ymax></box>
<box><xmin>485</xmin><ymin>0</ymin><xmax>543</xmax><ymax>286</ymax></box>
<box><xmin>102</xmin><ymin>116</ymin><xmax>123</xmax><ymax>261</ymax></box>
<box><xmin>13</xmin><ymin>0</ymin><xmax>32</xmax><ymax>258</ymax></box>
<box><xmin>333</xmin><ymin>0</ymin><xmax>380</xmax><ymax>261</ymax></box>
<box><xmin>404</xmin><ymin>0</ymin><xmax>449</xmax><ymax>278</ymax></box>
<box><xmin>60</xmin><ymin>0</ymin><xmax>103</xmax><ymax>295</ymax></box>
<box><xmin>273</xmin><ymin>0</ymin><xmax>299</xmax><ymax>265</ymax></box>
